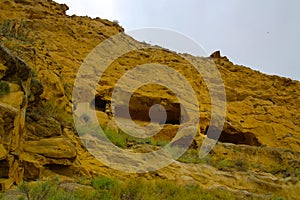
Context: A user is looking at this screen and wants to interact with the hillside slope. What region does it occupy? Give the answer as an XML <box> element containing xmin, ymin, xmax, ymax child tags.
<box><xmin>0</xmin><ymin>0</ymin><xmax>299</xmax><ymax>199</ymax></box>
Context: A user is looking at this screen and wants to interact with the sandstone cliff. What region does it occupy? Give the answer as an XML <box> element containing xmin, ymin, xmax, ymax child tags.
<box><xmin>0</xmin><ymin>0</ymin><xmax>299</xmax><ymax>199</ymax></box>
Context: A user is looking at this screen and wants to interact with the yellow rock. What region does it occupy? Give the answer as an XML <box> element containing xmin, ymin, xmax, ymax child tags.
<box><xmin>0</xmin><ymin>144</ymin><xmax>7</xmax><ymax>160</ymax></box>
<box><xmin>0</xmin><ymin>91</ymin><xmax>24</xmax><ymax>109</ymax></box>
<box><xmin>23</xmin><ymin>137</ymin><xmax>77</xmax><ymax>159</ymax></box>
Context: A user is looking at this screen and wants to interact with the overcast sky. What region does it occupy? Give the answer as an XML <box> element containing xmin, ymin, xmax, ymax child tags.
<box><xmin>55</xmin><ymin>0</ymin><xmax>300</xmax><ymax>80</ymax></box>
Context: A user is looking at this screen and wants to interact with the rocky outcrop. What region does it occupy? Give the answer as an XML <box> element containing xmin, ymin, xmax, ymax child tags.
<box><xmin>23</xmin><ymin>138</ymin><xmax>76</xmax><ymax>159</ymax></box>
<box><xmin>0</xmin><ymin>44</ymin><xmax>77</xmax><ymax>191</ymax></box>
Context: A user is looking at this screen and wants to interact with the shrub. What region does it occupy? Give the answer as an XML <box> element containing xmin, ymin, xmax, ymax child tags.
<box><xmin>0</xmin><ymin>19</ymin><xmax>44</xmax><ymax>68</ymax></box>
<box><xmin>0</xmin><ymin>193</ymin><xmax>4</xmax><ymax>200</ymax></box>
<box><xmin>217</xmin><ymin>159</ymin><xmax>231</xmax><ymax>170</ymax></box>
<box><xmin>0</xmin><ymin>19</ymin><xmax>33</xmax><ymax>43</ymax></box>
<box><xmin>0</xmin><ymin>80</ymin><xmax>9</xmax><ymax>96</ymax></box>
<box><xmin>113</xmin><ymin>20</ymin><xmax>120</xmax><ymax>24</ymax></box>
<box><xmin>91</xmin><ymin>176</ymin><xmax>117</xmax><ymax>190</ymax></box>
<box><xmin>234</xmin><ymin>159</ymin><xmax>249</xmax><ymax>172</ymax></box>
<box><xmin>17</xmin><ymin>182</ymin><xmax>30</xmax><ymax>199</ymax></box>
<box><xmin>104</xmin><ymin>129</ymin><xmax>128</xmax><ymax>148</ymax></box>
<box><xmin>295</xmin><ymin>168</ymin><xmax>300</xmax><ymax>178</ymax></box>
<box><xmin>178</xmin><ymin>149</ymin><xmax>213</xmax><ymax>164</ymax></box>
<box><xmin>18</xmin><ymin>180</ymin><xmax>54</xmax><ymax>200</ymax></box>
<box><xmin>28</xmin><ymin>100</ymin><xmax>73</xmax><ymax>126</ymax></box>
<box><xmin>267</xmin><ymin>163</ymin><xmax>286</xmax><ymax>175</ymax></box>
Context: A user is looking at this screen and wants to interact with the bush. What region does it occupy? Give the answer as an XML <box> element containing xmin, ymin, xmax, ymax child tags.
<box><xmin>0</xmin><ymin>80</ymin><xmax>9</xmax><ymax>96</ymax></box>
<box><xmin>28</xmin><ymin>100</ymin><xmax>73</xmax><ymax>126</ymax></box>
<box><xmin>104</xmin><ymin>129</ymin><xmax>128</xmax><ymax>148</ymax></box>
<box><xmin>91</xmin><ymin>176</ymin><xmax>117</xmax><ymax>190</ymax></box>
<box><xmin>0</xmin><ymin>19</ymin><xmax>33</xmax><ymax>43</ymax></box>
<box><xmin>178</xmin><ymin>149</ymin><xmax>213</xmax><ymax>164</ymax></box>
<box><xmin>217</xmin><ymin>159</ymin><xmax>232</xmax><ymax>170</ymax></box>
<box><xmin>234</xmin><ymin>159</ymin><xmax>249</xmax><ymax>172</ymax></box>
<box><xmin>18</xmin><ymin>180</ymin><xmax>54</xmax><ymax>200</ymax></box>
<box><xmin>295</xmin><ymin>168</ymin><xmax>300</xmax><ymax>178</ymax></box>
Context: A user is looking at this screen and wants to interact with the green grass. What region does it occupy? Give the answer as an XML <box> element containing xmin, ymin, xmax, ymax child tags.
<box><xmin>178</xmin><ymin>149</ymin><xmax>252</xmax><ymax>173</ymax></box>
<box><xmin>2</xmin><ymin>175</ymin><xmax>290</xmax><ymax>199</ymax></box>
<box><xmin>96</xmin><ymin>128</ymin><xmax>170</xmax><ymax>149</ymax></box>
<box><xmin>178</xmin><ymin>149</ymin><xmax>213</xmax><ymax>164</ymax></box>
<box><xmin>217</xmin><ymin>159</ymin><xmax>231</xmax><ymax>170</ymax></box>
<box><xmin>91</xmin><ymin>176</ymin><xmax>117</xmax><ymax>190</ymax></box>
<box><xmin>14</xmin><ymin>176</ymin><xmax>235</xmax><ymax>200</ymax></box>
<box><xmin>104</xmin><ymin>129</ymin><xmax>128</xmax><ymax>148</ymax></box>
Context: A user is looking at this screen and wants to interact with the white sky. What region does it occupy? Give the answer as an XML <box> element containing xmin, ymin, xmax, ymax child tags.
<box><xmin>55</xmin><ymin>0</ymin><xmax>300</xmax><ymax>80</ymax></box>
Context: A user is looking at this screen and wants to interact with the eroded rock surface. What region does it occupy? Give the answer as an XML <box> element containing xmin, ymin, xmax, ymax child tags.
<box><xmin>0</xmin><ymin>0</ymin><xmax>299</xmax><ymax>199</ymax></box>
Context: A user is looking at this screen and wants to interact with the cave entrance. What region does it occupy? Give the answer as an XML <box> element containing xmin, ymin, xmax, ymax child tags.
<box><xmin>204</xmin><ymin>126</ymin><xmax>261</xmax><ymax>146</ymax></box>
<box><xmin>0</xmin><ymin>160</ymin><xmax>9</xmax><ymax>178</ymax></box>
<box><xmin>92</xmin><ymin>95</ymin><xmax>188</xmax><ymax>125</ymax></box>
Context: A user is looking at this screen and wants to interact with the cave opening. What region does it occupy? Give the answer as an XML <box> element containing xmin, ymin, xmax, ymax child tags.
<box><xmin>91</xmin><ymin>95</ymin><xmax>107</xmax><ymax>112</ymax></box>
<box><xmin>92</xmin><ymin>93</ymin><xmax>187</xmax><ymax>125</ymax></box>
<box><xmin>0</xmin><ymin>160</ymin><xmax>9</xmax><ymax>178</ymax></box>
<box><xmin>204</xmin><ymin>126</ymin><xmax>261</xmax><ymax>146</ymax></box>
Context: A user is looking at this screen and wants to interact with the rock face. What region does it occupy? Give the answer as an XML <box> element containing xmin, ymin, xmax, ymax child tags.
<box><xmin>23</xmin><ymin>138</ymin><xmax>76</xmax><ymax>159</ymax></box>
<box><xmin>0</xmin><ymin>44</ymin><xmax>77</xmax><ymax>190</ymax></box>
<box><xmin>89</xmin><ymin>46</ymin><xmax>300</xmax><ymax>151</ymax></box>
<box><xmin>0</xmin><ymin>0</ymin><xmax>299</xmax><ymax>199</ymax></box>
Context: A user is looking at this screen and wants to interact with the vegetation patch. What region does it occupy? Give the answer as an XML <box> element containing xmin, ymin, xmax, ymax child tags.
<box><xmin>8</xmin><ymin>176</ymin><xmax>236</xmax><ymax>200</ymax></box>
<box><xmin>0</xmin><ymin>80</ymin><xmax>9</xmax><ymax>96</ymax></box>
<box><xmin>27</xmin><ymin>100</ymin><xmax>73</xmax><ymax>127</ymax></box>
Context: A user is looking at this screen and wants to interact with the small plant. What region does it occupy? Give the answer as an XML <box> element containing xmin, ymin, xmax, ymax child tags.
<box><xmin>0</xmin><ymin>80</ymin><xmax>9</xmax><ymax>96</ymax></box>
<box><xmin>103</xmin><ymin>129</ymin><xmax>170</xmax><ymax>149</ymax></box>
<box><xmin>267</xmin><ymin>163</ymin><xmax>286</xmax><ymax>175</ymax></box>
<box><xmin>234</xmin><ymin>159</ymin><xmax>249</xmax><ymax>172</ymax></box>
<box><xmin>91</xmin><ymin>176</ymin><xmax>117</xmax><ymax>190</ymax></box>
<box><xmin>75</xmin><ymin>176</ymin><xmax>90</xmax><ymax>186</ymax></box>
<box><xmin>30</xmin><ymin>180</ymin><xmax>52</xmax><ymax>200</ymax></box>
<box><xmin>149</xmin><ymin>138</ymin><xmax>169</xmax><ymax>147</ymax></box>
<box><xmin>104</xmin><ymin>129</ymin><xmax>128</xmax><ymax>148</ymax></box>
<box><xmin>217</xmin><ymin>159</ymin><xmax>231</xmax><ymax>170</ymax></box>
<box><xmin>18</xmin><ymin>182</ymin><xmax>31</xmax><ymax>200</ymax></box>
<box><xmin>0</xmin><ymin>19</ymin><xmax>44</xmax><ymax>68</ymax></box>
<box><xmin>0</xmin><ymin>192</ymin><xmax>4</xmax><ymax>200</ymax></box>
<box><xmin>18</xmin><ymin>180</ymin><xmax>54</xmax><ymax>200</ymax></box>
<box><xmin>178</xmin><ymin>149</ymin><xmax>213</xmax><ymax>164</ymax></box>
<box><xmin>0</xmin><ymin>19</ymin><xmax>33</xmax><ymax>43</ymax></box>
<box><xmin>294</xmin><ymin>168</ymin><xmax>300</xmax><ymax>178</ymax></box>
<box><xmin>28</xmin><ymin>100</ymin><xmax>73</xmax><ymax>126</ymax></box>
<box><xmin>113</xmin><ymin>20</ymin><xmax>120</xmax><ymax>24</ymax></box>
